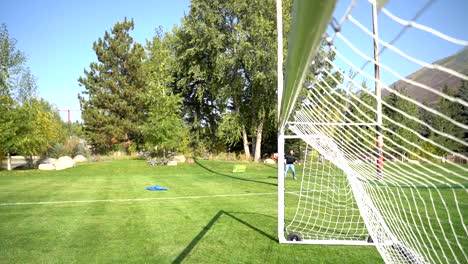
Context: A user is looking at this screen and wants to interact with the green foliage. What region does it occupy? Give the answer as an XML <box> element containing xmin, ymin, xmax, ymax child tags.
<box><xmin>0</xmin><ymin>94</ymin><xmax>17</xmax><ymax>156</ymax></box>
<box><xmin>12</xmin><ymin>67</ymin><xmax>37</xmax><ymax>104</ymax></box>
<box><xmin>62</xmin><ymin>121</ymin><xmax>86</xmax><ymax>139</ymax></box>
<box><xmin>0</xmin><ymin>23</ymin><xmax>26</xmax><ymax>94</ymax></box>
<box><xmin>217</xmin><ymin>113</ymin><xmax>242</xmax><ymax>146</ymax></box>
<box><xmin>78</xmin><ymin>18</ymin><xmax>147</xmax><ymax>153</ymax></box>
<box><xmin>49</xmin><ymin>136</ymin><xmax>89</xmax><ymax>158</ymax></box>
<box><xmin>431</xmin><ymin>84</ymin><xmax>466</xmax><ymax>155</ymax></box>
<box><xmin>173</xmin><ymin>0</ymin><xmax>292</xmax><ymax>159</ymax></box>
<box><xmin>383</xmin><ymin>89</ymin><xmax>421</xmax><ymax>159</ymax></box>
<box><xmin>0</xmin><ymin>24</ymin><xmax>65</xmax><ymax>163</ymax></box>
<box><xmin>0</xmin><ymin>23</ymin><xmax>26</xmax><ymax>158</ymax></box>
<box><xmin>141</xmin><ymin>28</ymin><xmax>189</xmax><ymax>152</ymax></box>
<box><xmin>171</xmin><ymin>4</ymin><xmax>226</xmax><ymax>152</ymax></box>
<box><xmin>12</xmin><ymin>99</ymin><xmax>63</xmax><ymax>158</ymax></box>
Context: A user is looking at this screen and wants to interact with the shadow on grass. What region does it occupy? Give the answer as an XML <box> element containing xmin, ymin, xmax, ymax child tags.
<box><xmin>194</xmin><ymin>159</ymin><xmax>277</xmax><ymax>187</ymax></box>
<box><xmin>261</xmin><ymin>163</ymin><xmax>277</xmax><ymax>169</ymax></box>
<box><xmin>173</xmin><ymin>210</ymin><xmax>276</xmax><ymax>264</ymax></box>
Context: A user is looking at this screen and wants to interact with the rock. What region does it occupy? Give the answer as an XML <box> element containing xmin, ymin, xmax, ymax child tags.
<box><xmin>186</xmin><ymin>158</ymin><xmax>194</xmax><ymax>164</ymax></box>
<box><xmin>73</xmin><ymin>155</ymin><xmax>87</xmax><ymax>163</ymax></box>
<box><xmin>39</xmin><ymin>163</ymin><xmax>56</xmax><ymax>170</ymax></box>
<box><xmin>55</xmin><ymin>156</ymin><xmax>75</xmax><ymax>170</ymax></box>
<box><xmin>167</xmin><ymin>161</ymin><xmax>178</xmax><ymax>166</ymax></box>
<box><xmin>173</xmin><ymin>155</ymin><xmax>186</xmax><ymax>163</ymax></box>
<box><xmin>264</xmin><ymin>158</ymin><xmax>276</xmax><ymax>164</ymax></box>
<box><xmin>36</xmin><ymin>158</ymin><xmax>57</xmax><ymax>165</ymax></box>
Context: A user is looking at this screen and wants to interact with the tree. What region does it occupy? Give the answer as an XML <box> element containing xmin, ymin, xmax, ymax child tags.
<box><xmin>0</xmin><ymin>23</ymin><xmax>26</xmax><ymax>94</ymax></box>
<box><xmin>216</xmin><ymin>112</ymin><xmax>242</xmax><ymax>147</ymax></box>
<box><xmin>0</xmin><ymin>94</ymin><xmax>17</xmax><ymax>169</ymax></box>
<box><xmin>12</xmin><ymin>67</ymin><xmax>37</xmax><ymax>104</ymax></box>
<box><xmin>171</xmin><ymin>5</ymin><xmax>227</xmax><ymax>155</ymax></box>
<box><xmin>0</xmin><ymin>23</ymin><xmax>26</xmax><ymax>169</ymax></box>
<box><xmin>0</xmin><ymin>23</ymin><xmax>66</xmax><ymax>169</ymax></box>
<box><xmin>383</xmin><ymin>88</ymin><xmax>421</xmax><ymax>160</ymax></box>
<box><xmin>78</xmin><ymin>18</ymin><xmax>147</xmax><ymax>154</ymax></box>
<box><xmin>12</xmin><ymin>99</ymin><xmax>62</xmax><ymax>167</ymax></box>
<box><xmin>221</xmin><ymin>0</ymin><xmax>292</xmax><ymax>161</ymax></box>
<box><xmin>173</xmin><ymin>0</ymin><xmax>292</xmax><ymax>161</ymax></box>
<box><xmin>431</xmin><ymin>84</ymin><xmax>466</xmax><ymax>155</ymax></box>
<box><xmin>142</xmin><ymin>29</ymin><xmax>188</xmax><ymax>152</ymax></box>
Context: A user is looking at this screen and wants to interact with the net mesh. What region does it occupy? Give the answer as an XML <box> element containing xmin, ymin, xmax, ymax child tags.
<box><xmin>282</xmin><ymin>0</ymin><xmax>467</xmax><ymax>263</ymax></box>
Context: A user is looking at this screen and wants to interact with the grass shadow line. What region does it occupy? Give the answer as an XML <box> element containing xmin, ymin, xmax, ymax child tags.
<box><xmin>172</xmin><ymin>211</ymin><xmax>224</xmax><ymax>264</ymax></box>
<box><xmin>261</xmin><ymin>163</ymin><xmax>277</xmax><ymax>169</ymax></box>
<box><xmin>172</xmin><ymin>210</ymin><xmax>276</xmax><ymax>264</ymax></box>
<box><xmin>194</xmin><ymin>159</ymin><xmax>277</xmax><ymax>187</ymax></box>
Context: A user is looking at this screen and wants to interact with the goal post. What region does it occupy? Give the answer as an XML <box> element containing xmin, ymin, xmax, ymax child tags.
<box><xmin>278</xmin><ymin>0</ymin><xmax>338</xmax><ymax>130</ymax></box>
<box><xmin>277</xmin><ymin>0</ymin><xmax>468</xmax><ymax>263</ymax></box>
<box><xmin>277</xmin><ymin>0</ymin><xmax>338</xmax><ymax>244</ymax></box>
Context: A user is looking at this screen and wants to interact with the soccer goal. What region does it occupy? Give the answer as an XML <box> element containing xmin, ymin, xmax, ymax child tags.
<box><xmin>277</xmin><ymin>1</ymin><xmax>467</xmax><ymax>263</ymax></box>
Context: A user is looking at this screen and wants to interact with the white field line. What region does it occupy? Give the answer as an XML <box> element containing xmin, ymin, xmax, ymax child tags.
<box><xmin>0</xmin><ymin>192</ymin><xmax>284</xmax><ymax>206</ymax></box>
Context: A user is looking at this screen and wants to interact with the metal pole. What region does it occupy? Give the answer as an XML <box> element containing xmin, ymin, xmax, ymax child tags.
<box><xmin>276</xmin><ymin>0</ymin><xmax>286</xmax><ymax>243</ymax></box>
<box><xmin>372</xmin><ymin>1</ymin><xmax>383</xmax><ymax>180</ymax></box>
<box><xmin>277</xmin><ymin>0</ymin><xmax>283</xmax><ymax>118</ymax></box>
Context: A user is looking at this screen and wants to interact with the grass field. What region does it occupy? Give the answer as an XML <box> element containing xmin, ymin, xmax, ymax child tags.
<box><xmin>0</xmin><ymin>159</ymin><xmax>383</xmax><ymax>263</ymax></box>
<box><xmin>283</xmin><ymin>157</ymin><xmax>467</xmax><ymax>263</ymax></box>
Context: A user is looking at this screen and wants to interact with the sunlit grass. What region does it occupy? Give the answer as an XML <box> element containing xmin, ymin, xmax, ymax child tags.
<box><xmin>0</xmin><ymin>159</ymin><xmax>382</xmax><ymax>263</ymax></box>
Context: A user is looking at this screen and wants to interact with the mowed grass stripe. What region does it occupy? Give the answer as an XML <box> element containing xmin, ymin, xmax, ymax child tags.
<box><xmin>0</xmin><ymin>192</ymin><xmax>279</xmax><ymax>206</ymax></box>
<box><xmin>0</xmin><ymin>160</ymin><xmax>383</xmax><ymax>264</ymax></box>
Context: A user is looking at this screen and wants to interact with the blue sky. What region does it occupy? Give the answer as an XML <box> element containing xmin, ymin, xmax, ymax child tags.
<box><xmin>1</xmin><ymin>0</ymin><xmax>190</xmax><ymax>122</ymax></box>
<box><xmin>1</xmin><ymin>0</ymin><xmax>467</xmax><ymax>122</ymax></box>
<box><xmin>330</xmin><ymin>0</ymin><xmax>468</xmax><ymax>91</ymax></box>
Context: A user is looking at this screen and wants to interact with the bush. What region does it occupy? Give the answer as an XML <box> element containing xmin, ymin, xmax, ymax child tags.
<box><xmin>48</xmin><ymin>136</ymin><xmax>90</xmax><ymax>158</ymax></box>
<box><xmin>212</xmin><ymin>152</ymin><xmax>237</xmax><ymax>161</ymax></box>
<box><xmin>49</xmin><ymin>143</ymin><xmax>65</xmax><ymax>158</ymax></box>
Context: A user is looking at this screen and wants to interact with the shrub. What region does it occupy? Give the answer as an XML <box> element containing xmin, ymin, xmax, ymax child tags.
<box><xmin>48</xmin><ymin>136</ymin><xmax>90</xmax><ymax>158</ymax></box>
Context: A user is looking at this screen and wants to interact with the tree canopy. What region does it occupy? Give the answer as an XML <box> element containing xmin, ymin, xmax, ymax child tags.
<box><xmin>78</xmin><ymin>18</ymin><xmax>147</xmax><ymax>153</ymax></box>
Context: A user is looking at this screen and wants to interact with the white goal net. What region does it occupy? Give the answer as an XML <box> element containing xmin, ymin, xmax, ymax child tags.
<box><xmin>278</xmin><ymin>1</ymin><xmax>467</xmax><ymax>263</ymax></box>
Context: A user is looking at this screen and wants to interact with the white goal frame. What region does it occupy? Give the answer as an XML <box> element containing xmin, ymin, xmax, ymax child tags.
<box><xmin>277</xmin><ymin>0</ymin><xmax>468</xmax><ymax>263</ymax></box>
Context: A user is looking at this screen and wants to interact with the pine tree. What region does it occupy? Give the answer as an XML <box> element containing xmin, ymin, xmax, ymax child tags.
<box><xmin>383</xmin><ymin>89</ymin><xmax>421</xmax><ymax>160</ymax></box>
<box><xmin>78</xmin><ymin>18</ymin><xmax>147</xmax><ymax>153</ymax></box>
<box><xmin>431</xmin><ymin>84</ymin><xmax>466</xmax><ymax>155</ymax></box>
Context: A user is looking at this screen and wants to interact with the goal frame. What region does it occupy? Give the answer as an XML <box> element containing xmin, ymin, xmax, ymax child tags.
<box><xmin>277</xmin><ymin>0</ymin><xmax>379</xmax><ymax>246</ymax></box>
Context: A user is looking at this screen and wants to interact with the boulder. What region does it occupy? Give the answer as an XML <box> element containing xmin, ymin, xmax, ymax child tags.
<box><xmin>167</xmin><ymin>161</ymin><xmax>178</xmax><ymax>166</ymax></box>
<box><xmin>55</xmin><ymin>156</ymin><xmax>75</xmax><ymax>170</ymax></box>
<box><xmin>173</xmin><ymin>155</ymin><xmax>186</xmax><ymax>163</ymax></box>
<box><xmin>264</xmin><ymin>158</ymin><xmax>276</xmax><ymax>164</ymax></box>
<box><xmin>186</xmin><ymin>158</ymin><xmax>195</xmax><ymax>164</ymax></box>
<box><xmin>39</xmin><ymin>163</ymin><xmax>56</xmax><ymax>170</ymax></box>
<box><xmin>73</xmin><ymin>155</ymin><xmax>87</xmax><ymax>163</ymax></box>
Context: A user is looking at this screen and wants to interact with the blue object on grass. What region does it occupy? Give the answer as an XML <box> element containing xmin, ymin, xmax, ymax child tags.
<box><xmin>146</xmin><ymin>185</ymin><xmax>168</xmax><ymax>191</ymax></box>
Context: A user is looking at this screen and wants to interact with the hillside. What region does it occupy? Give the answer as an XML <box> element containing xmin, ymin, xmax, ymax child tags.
<box><xmin>385</xmin><ymin>48</ymin><xmax>468</xmax><ymax>105</ymax></box>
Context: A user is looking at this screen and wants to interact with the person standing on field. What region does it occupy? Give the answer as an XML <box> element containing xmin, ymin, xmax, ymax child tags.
<box><xmin>285</xmin><ymin>149</ymin><xmax>297</xmax><ymax>180</ymax></box>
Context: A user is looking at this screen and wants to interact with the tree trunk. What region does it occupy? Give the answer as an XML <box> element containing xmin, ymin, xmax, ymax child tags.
<box><xmin>242</xmin><ymin>126</ymin><xmax>251</xmax><ymax>159</ymax></box>
<box><xmin>254</xmin><ymin>118</ymin><xmax>264</xmax><ymax>162</ymax></box>
<box><xmin>252</xmin><ymin>137</ymin><xmax>256</xmax><ymax>159</ymax></box>
<box><xmin>7</xmin><ymin>153</ymin><xmax>11</xmax><ymax>171</ymax></box>
<box><xmin>26</xmin><ymin>155</ymin><xmax>34</xmax><ymax>169</ymax></box>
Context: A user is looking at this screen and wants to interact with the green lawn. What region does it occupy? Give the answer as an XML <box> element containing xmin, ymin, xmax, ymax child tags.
<box><xmin>0</xmin><ymin>160</ymin><xmax>383</xmax><ymax>263</ymax></box>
